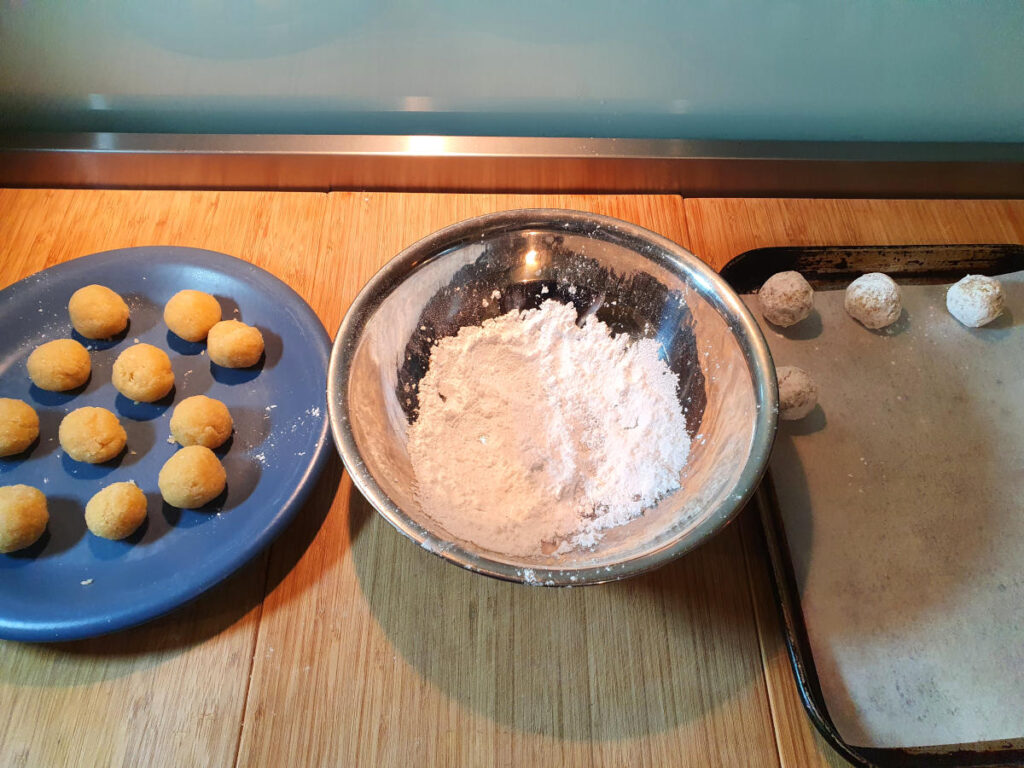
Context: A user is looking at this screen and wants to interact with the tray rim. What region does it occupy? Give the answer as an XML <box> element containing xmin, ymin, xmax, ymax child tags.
<box><xmin>723</xmin><ymin>242</ymin><xmax>1024</xmax><ymax>768</ymax></box>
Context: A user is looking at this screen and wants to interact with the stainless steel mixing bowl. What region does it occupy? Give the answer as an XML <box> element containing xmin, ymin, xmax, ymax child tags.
<box><xmin>328</xmin><ymin>209</ymin><xmax>777</xmax><ymax>585</ymax></box>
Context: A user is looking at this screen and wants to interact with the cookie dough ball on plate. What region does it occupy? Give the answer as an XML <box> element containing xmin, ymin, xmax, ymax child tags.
<box><xmin>68</xmin><ymin>284</ymin><xmax>130</xmax><ymax>339</ymax></box>
<box><xmin>946</xmin><ymin>274</ymin><xmax>1005</xmax><ymax>328</ymax></box>
<box><xmin>777</xmin><ymin>366</ymin><xmax>818</xmax><ymax>421</ymax></box>
<box><xmin>158</xmin><ymin>446</ymin><xmax>226</xmax><ymax>509</ymax></box>
<box><xmin>0</xmin><ymin>398</ymin><xmax>40</xmax><ymax>457</ymax></box>
<box><xmin>27</xmin><ymin>338</ymin><xmax>91</xmax><ymax>391</ymax></box>
<box><xmin>164</xmin><ymin>289</ymin><xmax>222</xmax><ymax>342</ymax></box>
<box><xmin>85</xmin><ymin>481</ymin><xmax>147</xmax><ymax>540</ymax></box>
<box><xmin>170</xmin><ymin>395</ymin><xmax>233</xmax><ymax>449</ymax></box>
<box><xmin>59</xmin><ymin>406</ymin><xmax>127</xmax><ymax>463</ymax></box>
<box><xmin>759</xmin><ymin>271</ymin><xmax>814</xmax><ymax>327</ymax></box>
<box><xmin>0</xmin><ymin>484</ymin><xmax>48</xmax><ymax>553</ymax></box>
<box><xmin>845</xmin><ymin>273</ymin><xmax>902</xmax><ymax>330</ymax></box>
<box><xmin>112</xmin><ymin>343</ymin><xmax>175</xmax><ymax>402</ymax></box>
<box><xmin>207</xmin><ymin>320</ymin><xmax>264</xmax><ymax>368</ymax></box>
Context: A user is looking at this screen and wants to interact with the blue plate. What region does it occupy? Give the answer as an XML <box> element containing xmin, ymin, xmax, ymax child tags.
<box><xmin>0</xmin><ymin>246</ymin><xmax>332</xmax><ymax>641</ymax></box>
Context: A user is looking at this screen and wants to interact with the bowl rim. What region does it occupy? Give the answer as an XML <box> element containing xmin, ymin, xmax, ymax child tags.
<box><xmin>328</xmin><ymin>208</ymin><xmax>778</xmax><ymax>586</ymax></box>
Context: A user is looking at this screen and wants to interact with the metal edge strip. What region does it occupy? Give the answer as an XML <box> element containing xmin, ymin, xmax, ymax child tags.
<box><xmin>3</xmin><ymin>134</ymin><xmax>1024</xmax><ymax>162</ymax></box>
<box><xmin>2</xmin><ymin>134</ymin><xmax>1023</xmax><ymax>196</ymax></box>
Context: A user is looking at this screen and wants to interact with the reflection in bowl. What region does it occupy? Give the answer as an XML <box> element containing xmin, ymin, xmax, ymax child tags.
<box><xmin>329</xmin><ymin>209</ymin><xmax>777</xmax><ymax>585</ymax></box>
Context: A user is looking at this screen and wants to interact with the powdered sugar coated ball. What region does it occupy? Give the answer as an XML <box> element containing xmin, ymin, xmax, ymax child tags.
<box><xmin>777</xmin><ymin>366</ymin><xmax>818</xmax><ymax>421</ymax></box>
<box><xmin>845</xmin><ymin>273</ymin><xmax>902</xmax><ymax>329</ymax></box>
<box><xmin>946</xmin><ymin>274</ymin><xmax>1004</xmax><ymax>328</ymax></box>
<box><xmin>758</xmin><ymin>271</ymin><xmax>814</xmax><ymax>327</ymax></box>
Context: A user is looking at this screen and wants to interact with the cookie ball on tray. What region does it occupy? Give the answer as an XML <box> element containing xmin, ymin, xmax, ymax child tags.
<box><xmin>27</xmin><ymin>339</ymin><xmax>91</xmax><ymax>392</ymax></box>
<box><xmin>170</xmin><ymin>395</ymin><xmax>233</xmax><ymax>449</ymax></box>
<box><xmin>946</xmin><ymin>274</ymin><xmax>1005</xmax><ymax>328</ymax></box>
<box><xmin>777</xmin><ymin>365</ymin><xmax>818</xmax><ymax>421</ymax></box>
<box><xmin>85</xmin><ymin>481</ymin><xmax>148</xmax><ymax>540</ymax></box>
<box><xmin>0</xmin><ymin>484</ymin><xmax>48</xmax><ymax>553</ymax></box>
<box><xmin>68</xmin><ymin>284</ymin><xmax>130</xmax><ymax>339</ymax></box>
<box><xmin>164</xmin><ymin>289</ymin><xmax>222</xmax><ymax>342</ymax></box>
<box><xmin>207</xmin><ymin>320</ymin><xmax>264</xmax><ymax>368</ymax></box>
<box><xmin>758</xmin><ymin>271</ymin><xmax>814</xmax><ymax>327</ymax></box>
<box><xmin>59</xmin><ymin>406</ymin><xmax>127</xmax><ymax>463</ymax></box>
<box><xmin>0</xmin><ymin>398</ymin><xmax>40</xmax><ymax>457</ymax></box>
<box><xmin>845</xmin><ymin>273</ymin><xmax>902</xmax><ymax>330</ymax></box>
<box><xmin>112</xmin><ymin>343</ymin><xmax>175</xmax><ymax>402</ymax></box>
<box><xmin>158</xmin><ymin>446</ymin><xmax>226</xmax><ymax>509</ymax></box>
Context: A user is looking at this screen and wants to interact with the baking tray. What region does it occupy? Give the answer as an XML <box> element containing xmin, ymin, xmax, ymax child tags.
<box><xmin>721</xmin><ymin>244</ymin><xmax>1024</xmax><ymax>768</ymax></box>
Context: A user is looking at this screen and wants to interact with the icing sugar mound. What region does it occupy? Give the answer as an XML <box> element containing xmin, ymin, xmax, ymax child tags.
<box><xmin>407</xmin><ymin>299</ymin><xmax>691</xmax><ymax>557</ymax></box>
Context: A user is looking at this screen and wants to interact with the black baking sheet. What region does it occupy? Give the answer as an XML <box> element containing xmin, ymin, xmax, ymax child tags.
<box><xmin>722</xmin><ymin>244</ymin><xmax>1024</xmax><ymax>768</ymax></box>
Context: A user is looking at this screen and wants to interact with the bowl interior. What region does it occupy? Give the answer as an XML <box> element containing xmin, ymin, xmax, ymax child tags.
<box><xmin>338</xmin><ymin>213</ymin><xmax>771</xmax><ymax>582</ymax></box>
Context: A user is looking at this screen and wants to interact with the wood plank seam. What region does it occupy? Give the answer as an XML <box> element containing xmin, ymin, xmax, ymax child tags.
<box><xmin>199</xmin><ymin>192</ymin><xmax>778</xmax><ymax>768</ymax></box>
<box><xmin>232</xmin><ymin>557</ymin><xmax>274</xmax><ymax>768</ymax></box>
<box><xmin>232</xmin><ymin>192</ymin><xmax>331</xmax><ymax>768</ymax></box>
<box><xmin>674</xmin><ymin>194</ymin><xmax>694</xmax><ymax>255</ymax></box>
<box><xmin>682</xmin><ymin>196</ymin><xmax>1024</xmax><ymax>768</ymax></box>
<box><xmin>680</xmin><ymin>193</ymin><xmax>785</xmax><ymax>768</ymax></box>
<box><xmin>739</xmin><ymin>519</ymin><xmax>789</xmax><ymax>768</ymax></box>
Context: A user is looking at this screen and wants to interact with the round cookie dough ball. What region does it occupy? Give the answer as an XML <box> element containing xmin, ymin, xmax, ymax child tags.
<box><xmin>27</xmin><ymin>338</ymin><xmax>91</xmax><ymax>391</ymax></box>
<box><xmin>0</xmin><ymin>484</ymin><xmax>48</xmax><ymax>553</ymax></box>
<box><xmin>207</xmin><ymin>320</ymin><xmax>264</xmax><ymax>368</ymax></box>
<box><xmin>85</xmin><ymin>481</ymin><xmax>147</xmax><ymax>540</ymax></box>
<box><xmin>112</xmin><ymin>343</ymin><xmax>175</xmax><ymax>402</ymax></box>
<box><xmin>170</xmin><ymin>395</ymin><xmax>233</xmax><ymax>449</ymax></box>
<box><xmin>777</xmin><ymin>365</ymin><xmax>818</xmax><ymax>421</ymax></box>
<box><xmin>946</xmin><ymin>274</ymin><xmax>1005</xmax><ymax>328</ymax></box>
<box><xmin>845</xmin><ymin>273</ymin><xmax>902</xmax><ymax>330</ymax></box>
<box><xmin>164</xmin><ymin>289</ymin><xmax>222</xmax><ymax>342</ymax></box>
<box><xmin>68</xmin><ymin>284</ymin><xmax>129</xmax><ymax>339</ymax></box>
<box><xmin>0</xmin><ymin>398</ymin><xmax>40</xmax><ymax>457</ymax></box>
<box><xmin>759</xmin><ymin>271</ymin><xmax>814</xmax><ymax>327</ymax></box>
<box><xmin>158</xmin><ymin>446</ymin><xmax>227</xmax><ymax>509</ymax></box>
<box><xmin>59</xmin><ymin>406</ymin><xmax>127</xmax><ymax>463</ymax></box>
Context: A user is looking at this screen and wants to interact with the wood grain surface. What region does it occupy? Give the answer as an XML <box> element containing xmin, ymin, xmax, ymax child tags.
<box><xmin>686</xmin><ymin>198</ymin><xmax>1024</xmax><ymax>272</ymax></box>
<box><xmin>238</xmin><ymin>194</ymin><xmax>777</xmax><ymax>768</ymax></box>
<box><xmin>0</xmin><ymin>189</ymin><xmax>328</xmax><ymax>768</ymax></box>
<box><xmin>3</xmin><ymin>189</ymin><xmax>1023</xmax><ymax>768</ymax></box>
<box><xmin>685</xmin><ymin>197</ymin><xmax>1024</xmax><ymax>768</ymax></box>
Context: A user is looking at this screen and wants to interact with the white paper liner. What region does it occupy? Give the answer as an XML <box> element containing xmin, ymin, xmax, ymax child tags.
<box><xmin>746</xmin><ymin>271</ymin><xmax>1024</xmax><ymax>748</ymax></box>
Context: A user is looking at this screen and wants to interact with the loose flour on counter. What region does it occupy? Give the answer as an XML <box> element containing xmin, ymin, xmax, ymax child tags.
<box><xmin>407</xmin><ymin>299</ymin><xmax>691</xmax><ymax>556</ymax></box>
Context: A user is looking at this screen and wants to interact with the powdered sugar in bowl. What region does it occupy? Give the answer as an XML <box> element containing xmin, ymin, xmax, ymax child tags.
<box><xmin>328</xmin><ymin>209</ymin><xmax>777</xmax><ymax>585</ymax></box>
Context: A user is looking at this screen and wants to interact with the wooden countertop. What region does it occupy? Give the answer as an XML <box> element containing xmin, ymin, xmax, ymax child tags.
<box><xmin>1</xmin><ymin>190</ymin><xmax>1022</xmax><ymax>768</ymax></box>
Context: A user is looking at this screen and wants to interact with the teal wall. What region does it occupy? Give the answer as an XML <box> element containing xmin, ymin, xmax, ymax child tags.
<box><xmin>2</xmin><ymin>1</ymin><xmax>1022</xmax><ymax>141</ymax></box>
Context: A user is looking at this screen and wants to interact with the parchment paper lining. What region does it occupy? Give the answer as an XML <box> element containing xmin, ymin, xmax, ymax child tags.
<box><xmin>745</xmin><ymin>271</ymin><xmax>1024</xmax><ymax>749</ymax></box>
